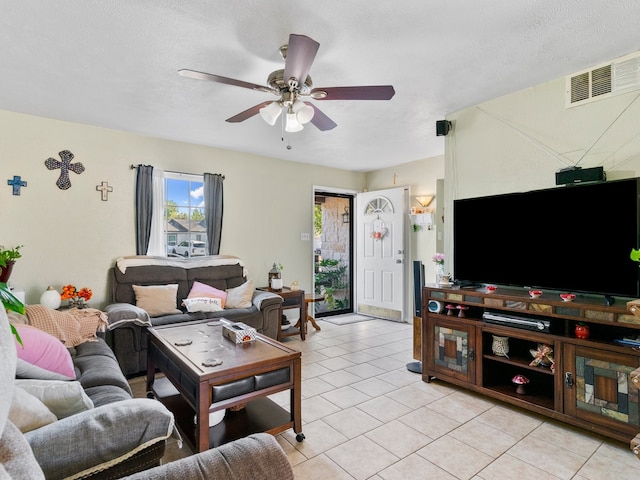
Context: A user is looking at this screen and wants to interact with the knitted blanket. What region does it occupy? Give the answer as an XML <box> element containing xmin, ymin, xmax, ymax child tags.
<box><xmin>24</xmin><ymin>305</ymin><xmax>108</xmax><ymax>347</ymax></box>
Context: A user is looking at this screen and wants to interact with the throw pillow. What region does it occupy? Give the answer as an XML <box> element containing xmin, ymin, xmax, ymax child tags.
<box><xmin>187</xmin><ymin>280</ymin><xmax>228</xmax><ymax>307</ymax></box>
<box><xmin>15</xmin><ymin>379</ymin><xmax>94</xmax><ymax>419</ymax></box>
<box><xmin>225</xmin><ymin>280</ymin><xmax>254</xmax><ymax>309</ymax></box>
<box><xmin>132</xmin><ymin>284</ymin><xmax>182</xmax><ymax>317</ymax></box>
<box><xmin>13</xmin><ymin>324</ymin><xmax>76</xmax><ymax>380</ymax></box>
<box><xmin>9</xmin><ymin>386</ymin><xmax>57</xmax><ymax>433</ymax></box>
<box><xmin>183</xmin><ymin>297</ymin><xmax>224</xmax><ymax>313</ymax></box>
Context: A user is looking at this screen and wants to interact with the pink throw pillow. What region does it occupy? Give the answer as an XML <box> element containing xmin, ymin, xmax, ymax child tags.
<box><xmin>14</xmin><ymin>324</ymin><xmax>76</xmax><ymax>380</ymax></box>
<box><xmin>187</xmin><ymin>281</ymin><xmax>228</xmax><ymax>307</ymax></box>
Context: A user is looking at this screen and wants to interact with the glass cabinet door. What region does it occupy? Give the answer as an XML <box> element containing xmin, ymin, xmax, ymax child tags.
<box><xmin>427</xmin><ymin>318</ymin><xmax>476</xmax><ymax>384</ymax></box>
<box><xmin>564</xmin><ymin>344</ymin><xmax>640</xmax><ymax>434</ymax></box>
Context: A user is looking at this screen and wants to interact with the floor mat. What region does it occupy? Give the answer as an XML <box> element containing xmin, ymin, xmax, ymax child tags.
<box><xmin>319</xmin><ymin>314</ymin><xmax>375</xmax><ymax>325</ymax></box>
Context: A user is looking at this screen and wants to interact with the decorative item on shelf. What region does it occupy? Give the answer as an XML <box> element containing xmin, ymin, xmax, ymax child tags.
<box><xmin>456</xmin><ymin>305</ymin><xmax>468</xmax><ymax>317</ymax></box>
<box><xmin>60</xmin><ymin>284</ymin><xmax>92</xmax><ymax>309</ymax></box>
<box><xmin>40</xmin><ymin>286</ymin><xmax>62</xmax><ymax>310</ymax></box>
<box><xmin>268</xmin><ymin>263</ymin><xmax>283</xmax><ymax>291</ymax></box>
<box><xmin>529</xmin><ymin>289</ymin><xmax>543</xmax><ymax>299</ymax></box>
<box><xmin>491</xmin><ymin>335</ymin><xmax>510</xmax><ymax>358</ymax></box>
<box><xmin>529</xmin><ymin>343</ymin><xmax>555</xmax><ymax>372</ymax></box>
<box><xmin>628</xmin><ymin>299</ymin><xmax>640</xmax><ymax>320</ymax></box>
<box><xmin>0</xmin><ymin>245</ymin><xmax>22</xmax><ymax>284</ymax></box>
<box><xmin>445</xmin><ymin>304</ymin><xmax>456</xmax><ymax>316</ymax></box>
<box><xmin>432</xmin><ymin>253</ymin><xmax>448</xmax><ymax>284</ymax></box>
<box><xmin>575</xmin><ymin>322</ymin><xmax>590</xmax><ymax>339</ymax></box>
<box><xmin>485</xmin><ymin>285</ymin><xmax>497</xmax><ymax>294</ymax></box>
<box><xmin>290</xmin><ymin>280</ymin><xmax>299</xmax><ymax>291</ymax></box>
<box><xmin>512</xmin><ymin>374</ymin><xmax>529</xmax><ymax>395</ymax></box>
<box><xmin>560</xmin><ymin>293</ymin><xmax>576</xmax><ymax>302</ymax></box>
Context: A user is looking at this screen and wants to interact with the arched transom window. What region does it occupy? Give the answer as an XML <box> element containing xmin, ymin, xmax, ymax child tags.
<box><xmin>364</xmin><ymin>196</ymin><xmax>394</xmax><ymax>215</ymax></box>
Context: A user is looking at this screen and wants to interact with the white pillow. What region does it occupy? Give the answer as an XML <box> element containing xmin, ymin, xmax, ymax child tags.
<box><xmin>9</xmin><ymin>386</ymin><xmax>58</xmax><ymax>432</ymax></box>
<box><xmin>225</xmin><ymin>280</ymin><xmax>254</xmax><ymax>309</ymax></box>
<box><xmin>132</xmin><ymin>284</ymin><xmax>182</xmax><ymax>317</ymax></box>
<box><xmin>15</xmin><ymin>379</ymin><xmax>94</xmax><ymax>419</ymax></box>
<box><xmin>183</xmin><ymin>297</ymin><xmax>224</xmax><ymax>313</ymax></box>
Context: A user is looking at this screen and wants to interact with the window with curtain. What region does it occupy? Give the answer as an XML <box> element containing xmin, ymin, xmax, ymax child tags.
<box><xmin>137</xmin><ymin>167</ymin><xmax>223</xmax><ymax>257</ymax></box>
<box><xmin>164</xmin><ymin>172</ymin><xmax>207</xmax><ymax>257</ymax></box>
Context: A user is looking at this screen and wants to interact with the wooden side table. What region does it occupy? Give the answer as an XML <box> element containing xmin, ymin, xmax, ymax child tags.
<box><xmin>257</xmin><ymin>286</ymin><xmax>306</xmax><ymax>341</ymax></box>
<box><xmin>302</xmin><ymin>293</ymin><xmax>323</xmax><ymax>332</ymax></box>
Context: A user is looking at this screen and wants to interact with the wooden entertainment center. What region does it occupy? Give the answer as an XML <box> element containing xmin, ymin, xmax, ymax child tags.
<box><xmin>422</xmin><ymin>285</ymin><xmax>640</xmax><ymax>443</ymax></box>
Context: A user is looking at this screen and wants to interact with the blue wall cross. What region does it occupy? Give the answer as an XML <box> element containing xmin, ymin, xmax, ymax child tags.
<box><xmin>7</xmin><ymin>175</ymin><xmax>27</xmax><ymax>195</ymax></box>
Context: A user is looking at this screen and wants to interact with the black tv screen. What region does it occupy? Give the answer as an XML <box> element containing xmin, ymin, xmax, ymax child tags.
<box><xmin>453</xmin><ymin>178</ymin><xmax>640</xmax><ymax>298</ymax></box>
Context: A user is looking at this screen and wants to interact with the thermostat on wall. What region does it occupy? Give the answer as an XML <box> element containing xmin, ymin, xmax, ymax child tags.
<box><xmin>427</xmin><ymin>300</ymin><xmax>443</xmax><ymax>314</ymax></box>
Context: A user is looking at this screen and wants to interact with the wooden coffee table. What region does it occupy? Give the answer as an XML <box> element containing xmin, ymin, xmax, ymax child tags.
<box><xmin>146</xmin><ymin>319</ymin><xmax>303</xmax><ymax>452</ymax></box>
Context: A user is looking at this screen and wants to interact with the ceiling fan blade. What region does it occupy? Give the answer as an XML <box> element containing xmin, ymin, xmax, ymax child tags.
<box><xmin>226</xmin><ymin>101</ymin><xmax>274</xmax><ymax>123</ymax></box>
<box><xmin>306</xmin><ymin>103</ymin><xmax>337</xmax><ymax>131</ymax></box>
<box><xmin>178</xmin><ymin>69</ymin><xmax>273</xmax><ymax>93</ymax></box>
<box><xmin>311</xmin><ymin>85</ymin><xmax>396</xmax><ymax>101</ymax></box>
<box><xmin>283</xmin><ymin>34</ymin><xmax>320</xmax><ymax>88</ymax></box>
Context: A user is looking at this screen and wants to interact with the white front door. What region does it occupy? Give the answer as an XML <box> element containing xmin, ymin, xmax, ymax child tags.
<box><xmin>355</xmin><ymin>187</ymin><xmax>409</xmax><ymax>322</ymax></box>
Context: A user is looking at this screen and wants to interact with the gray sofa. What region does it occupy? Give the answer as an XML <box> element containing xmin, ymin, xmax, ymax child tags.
<box><xmin>0</xmin><ymin>309</ymin><xmax>295</xmax><ymax>480</ymax></box>
<box><xmin>105</xmin><ymin>256</ymin><xmax>283</xmax><ymax>377</ymax></box>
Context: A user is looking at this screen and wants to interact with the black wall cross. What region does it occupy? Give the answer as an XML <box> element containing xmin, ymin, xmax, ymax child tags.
<box><xmin>45</xmin><ymin>150</ymin><xmax>85</xmax><ymax>190</ymax></box>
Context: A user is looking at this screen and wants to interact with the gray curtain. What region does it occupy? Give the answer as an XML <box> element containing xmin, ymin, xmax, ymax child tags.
<box><xmin>135</xmin><ymin>165</ymin><xmax>154</xmax><ymax>255</ymax></box>
<box><xmin>204</xmin><ymin>173</ymin><xmax>224</xmax><ymax>255</ymax></box>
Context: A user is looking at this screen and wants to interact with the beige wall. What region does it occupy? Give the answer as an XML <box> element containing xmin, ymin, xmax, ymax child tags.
<box><xmin>0</xmin><ymin>109</ymin><xmax>368</xmax><ymax>306</ymax></box>
<box><xmin>444</xmin><ymin>73</ymin><xmax>640</xmax><ymax>267</ymax></box>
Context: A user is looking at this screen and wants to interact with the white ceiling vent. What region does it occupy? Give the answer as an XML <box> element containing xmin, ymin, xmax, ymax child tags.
<box><xmin>566</xmin><ymin>51</ymin><xmax>640</xmax><ymax>107</ymax></box>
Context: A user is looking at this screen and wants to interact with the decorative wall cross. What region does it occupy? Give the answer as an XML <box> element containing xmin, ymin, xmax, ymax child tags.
<box><xmin>7</xmin><ymin>175</ymin><xmax>27</xmax><ymax>195</ymax></box>
<box><xmin>96</xmin><ymin>181</ymin><xmax>113</xmax><ymax>201</ymax></box>
<box><xmin>45</xmin><ymin>150</ymin><xmax>85</xmax><ymax>190</ymax></box>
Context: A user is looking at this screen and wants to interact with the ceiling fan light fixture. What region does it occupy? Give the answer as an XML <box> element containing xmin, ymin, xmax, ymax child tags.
<box><xmin>292</xmin><ymin>99</ymin><xmax>314</xmax><ymax>124</ymax></box>
<box><xmin>259</xmin><ymin>101</ymin><xmax>282</xmax><ymax>126</ymax></box>
<box><xmin>285</xmin><ymin>108</ymin><xmax>304</xmax><ymax>132</ymax></box>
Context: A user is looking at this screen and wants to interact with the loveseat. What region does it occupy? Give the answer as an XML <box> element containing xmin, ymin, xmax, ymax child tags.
<box><xmin>105</xmin><ymin>256</ymin><xmax>283</xmax><ymax>376</ymax></box>
<box><xmin>0</xmin><ymin>309</ymin><xmax>295</xmax><ymax>480</ymax></box>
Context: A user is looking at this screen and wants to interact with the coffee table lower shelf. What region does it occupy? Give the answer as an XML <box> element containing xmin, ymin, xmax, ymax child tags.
<box><xmin>152</xmin><ymin>376</ymin><xmax>300</xmax><ymax>450</ymax></box>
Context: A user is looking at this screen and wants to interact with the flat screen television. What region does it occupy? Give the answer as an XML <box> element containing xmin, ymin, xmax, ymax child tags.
<box><xmin>453</xmin><ymin>178</ymin><xmax>640</xmax><ymax>299</ymax></box>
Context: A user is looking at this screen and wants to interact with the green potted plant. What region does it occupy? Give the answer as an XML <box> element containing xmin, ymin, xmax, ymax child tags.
<box><xmin>1</xmin><ymin>281</ymin><xmax>24</xmax><ymax>345</ymax></box>
<box><xmin>0</xmin><ymin>245</ymin><xmax>23</xmax><ymax>283</ymax></box>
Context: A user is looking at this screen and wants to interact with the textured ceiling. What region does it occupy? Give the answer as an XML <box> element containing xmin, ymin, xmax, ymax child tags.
<box><xmin>1</xmin><ymin>1</ymin><xmax>639</xmax><ymax>172</ymax></box>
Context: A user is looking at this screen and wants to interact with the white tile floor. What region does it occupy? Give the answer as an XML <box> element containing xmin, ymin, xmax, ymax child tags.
<box><xmin>272</xmin><ymin>317</ymin><xmax>640</xmax><ymax>480</ymax></box>
<box><xmin>136</xmin><ymin>316</ymin><xmax>640</xmax><ymax>479</ymax></box>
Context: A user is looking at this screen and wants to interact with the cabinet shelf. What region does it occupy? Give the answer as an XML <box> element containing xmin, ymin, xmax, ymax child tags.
<box><xmin>482</xmin><ymin>353</ymin><xmax>555</xmax><ymax>375</ymax></box>
<box><xmin>483</xmin><ymin>384</ymin><xmax>555</xmax><ymax>410</ymax></box>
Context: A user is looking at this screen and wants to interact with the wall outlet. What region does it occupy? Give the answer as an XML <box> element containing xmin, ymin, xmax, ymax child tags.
<box><xmin>300</xmin><ymin>232</ymin><xmax>310</xmax><ymax>241</ymax></box>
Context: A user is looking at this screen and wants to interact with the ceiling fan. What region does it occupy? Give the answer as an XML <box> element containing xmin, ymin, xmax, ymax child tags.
<box><xmin>178</xmin><ymin>33</ymin><xmax>395</xmax><ymax>132</ymax></box>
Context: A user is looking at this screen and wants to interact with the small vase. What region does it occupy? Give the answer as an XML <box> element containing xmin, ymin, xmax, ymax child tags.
<box><xmin>40</xmin><ymin>286</ymin><xmax>61</xmax><ymax>310</ymax></box>
<box><xmin>435</xmin><ymin>263</ymin><xmax>445</xmax><ymax>284</ymax></box>
<box><xmin>492</xmin><ymin>335</ymin><xmax>510</xmax><ymax>357</ymax></box>
<box><xmin>69</xmin><ymin>297</ymin><xmax>86</xmax><ymax>309</ymax></box>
